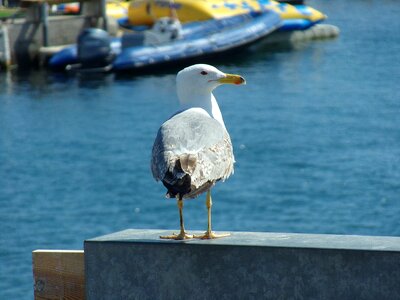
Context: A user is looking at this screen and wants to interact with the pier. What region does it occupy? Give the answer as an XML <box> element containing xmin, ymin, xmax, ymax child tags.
<box><xmin>33</xmin><ymin>229</ymin><xmax>400</xmax><ymax>299</ymax></box>
<box><xmin>0</xmin><ymin>0</ymin><xmax>113</xmax><ymax>67</ymax></box>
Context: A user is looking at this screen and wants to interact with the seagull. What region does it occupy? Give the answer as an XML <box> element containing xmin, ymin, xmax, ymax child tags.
<box><xmin>151</xmin><ymin>64</ymin><xmax>245</xmax><ymax>240</ymax></box>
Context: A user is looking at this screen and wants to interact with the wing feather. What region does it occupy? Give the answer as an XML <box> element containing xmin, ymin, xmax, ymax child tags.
<box><xmin>151</xmin><ymin>108</ymin><xmax>234</xmax><ymax>198</ymax></box>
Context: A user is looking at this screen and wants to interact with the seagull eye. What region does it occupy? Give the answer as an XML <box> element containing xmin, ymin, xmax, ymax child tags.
<box><xmin>200</xmin><ymin>71</ymin><xmax>208</xmax><ymax>75</ymax></box>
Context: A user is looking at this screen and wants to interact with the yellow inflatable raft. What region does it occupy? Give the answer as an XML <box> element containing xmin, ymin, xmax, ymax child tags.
<box><xmin>107</xmin><ymin>1</ymin><xmax>130</xmax><ymax>20</ymax></box>
<box><xmin>127</xmin><ymin>0</ymin><xmax>325</xmax><ymax>26</ymax></box>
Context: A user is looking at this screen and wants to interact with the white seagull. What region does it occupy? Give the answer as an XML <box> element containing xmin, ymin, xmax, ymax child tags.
<box><xmin>151</xmin><ymin>64</ymin><xmax>245</xmax><ymax>240</ymax></box>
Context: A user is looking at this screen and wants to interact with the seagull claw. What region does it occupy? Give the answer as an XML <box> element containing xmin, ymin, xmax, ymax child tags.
<box><xmin>160</xmin><ymin>231</ymin><xmax>193</xmax><ymax>240</ymax></box>
<box><xmin>194</xmin><ymin>231</ymin><xmax>230</xmax><ymax>239</ymax></box>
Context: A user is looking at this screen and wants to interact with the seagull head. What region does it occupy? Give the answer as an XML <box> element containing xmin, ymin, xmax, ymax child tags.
<box><xmin>176</xmin><ymin>64</ymin><xmax>246</xmax><ymax>103</ymax></box>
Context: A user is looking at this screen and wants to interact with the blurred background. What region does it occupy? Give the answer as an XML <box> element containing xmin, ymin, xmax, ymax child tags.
<box><xmin>1</xmin><ymin>0</ymin><xmax>399</xmax><ymax>298</ymax></box>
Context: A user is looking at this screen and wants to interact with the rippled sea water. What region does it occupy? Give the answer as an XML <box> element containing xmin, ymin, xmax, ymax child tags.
<box><xmin>1</xmin><ymin>0</ymin><xmax>399</xmax><ymax>298</ymax></box>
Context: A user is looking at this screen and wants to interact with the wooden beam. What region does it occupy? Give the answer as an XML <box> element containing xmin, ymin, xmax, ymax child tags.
<box><xmin>32</xmin><ymin>250</ymin><xmax>85</xmax><ymax>300</ymax></box>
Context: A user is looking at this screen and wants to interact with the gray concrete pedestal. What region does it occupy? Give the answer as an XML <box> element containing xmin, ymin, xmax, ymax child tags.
<box><xmin>85</xmin><ymin>229</ymin><xmax>400</xmax><ymax>300</ymax></box>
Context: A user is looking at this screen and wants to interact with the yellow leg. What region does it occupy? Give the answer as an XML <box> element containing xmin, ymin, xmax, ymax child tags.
<box><xmin>194</xmin><ymin>190</ymin><xmax>230</xmax><ymax>239</ymax></box>
<box><xmin>160</xmin><ymin>198</ymin><xmax>193</xmax><ymax>240</ymax></box>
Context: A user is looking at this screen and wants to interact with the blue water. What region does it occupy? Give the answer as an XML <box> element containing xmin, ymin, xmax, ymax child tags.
<box><xmin>1</xmin><ymin>0</ymin><xmax>399</xmax><ymax>298</ymax></box>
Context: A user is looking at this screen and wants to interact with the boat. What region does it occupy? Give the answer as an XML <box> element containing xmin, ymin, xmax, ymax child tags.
<box><xmin>124</xmin><ymin>0</ymin><xmax>326</xmax><ymax>31</ymax></box>
<box><xmin>49</xmin><ymin>10</ymin><xmax>281</xmax><ymax>72</ymax></box>
<box><xmin>53</xmin><ymin>1</ymin><xmax>130</xmax><ymax>18</ymax></box>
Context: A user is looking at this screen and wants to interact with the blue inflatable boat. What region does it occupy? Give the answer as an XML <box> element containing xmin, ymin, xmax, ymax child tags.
<box><xmin>49</xmin><ymin>10</ymin><xmax>281</xmax><ymax>72</ymax></box>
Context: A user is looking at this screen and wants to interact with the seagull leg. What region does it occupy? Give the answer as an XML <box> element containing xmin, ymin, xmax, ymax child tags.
<box><xmin>160</xmin><ymin>198</ymin><xmax>193</xmax><ymax>240</ymax></box>
<box><xmin>194</xmin><ymin>190</ymin><xmax>230</xmax><ymax>239</ymax></box>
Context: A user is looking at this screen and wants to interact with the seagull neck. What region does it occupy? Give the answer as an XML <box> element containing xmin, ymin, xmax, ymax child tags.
<box><xmin>179</xmin><ymin>91</ymin><xmax>226</xmax><ymax>129</ymax></box>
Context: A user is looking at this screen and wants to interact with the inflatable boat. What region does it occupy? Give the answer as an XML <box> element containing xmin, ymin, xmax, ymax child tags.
<box><xmin>125</xmin><ymin>0</ymin><xmax>325</xmax><ymax>31</ymax></box>
<box><xmin>49</xmin><ymin>10</ymin><xmax>281</xmax><ymax>72</ymax></box>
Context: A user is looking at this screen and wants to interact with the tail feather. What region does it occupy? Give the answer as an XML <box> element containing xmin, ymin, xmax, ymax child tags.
<box><xmin>162</xmin><ymin>159</ymin><xmax>191</xmax><ymax>199</ymax></box>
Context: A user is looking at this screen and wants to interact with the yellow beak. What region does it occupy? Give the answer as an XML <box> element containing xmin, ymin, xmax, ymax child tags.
<box><xmin>218</xmin><ymin>73</ymin><xmax>246</xmax><ymax>85</ymax></box>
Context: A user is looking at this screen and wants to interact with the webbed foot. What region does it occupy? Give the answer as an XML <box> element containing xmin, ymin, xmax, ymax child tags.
<box><xmin>160</xmin><ymin>231</ymin><xmax>193</xmax><ymax>240</ymax></box>
<box><xmin>194</xmin><ymin>231</ymin><xmax>230</xmax><ymax>239</ymax></box>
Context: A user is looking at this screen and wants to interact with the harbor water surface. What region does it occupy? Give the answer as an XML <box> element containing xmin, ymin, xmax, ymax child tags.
<box><xmin>1</xmin><ymin>0</ymin><xmax>399</xmax><ymax>298</ymax></box>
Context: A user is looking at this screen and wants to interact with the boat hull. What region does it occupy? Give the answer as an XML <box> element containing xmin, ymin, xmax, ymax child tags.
<box><xmin>49</xmin><ymin>11</ymin><xmax>281</xmax><ymax>72</ymax></box>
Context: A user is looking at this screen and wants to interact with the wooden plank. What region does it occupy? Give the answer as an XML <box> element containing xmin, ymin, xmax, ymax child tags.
<box><xmin>32</xmin><ymin>250</ymin><xmax>85</xmax><ymax>300</ymax></box>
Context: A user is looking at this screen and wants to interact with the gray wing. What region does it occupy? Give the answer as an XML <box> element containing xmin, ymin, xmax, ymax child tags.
<box><xmin>151</xmin><ymin>109</ymin><xmax>234</xmax><ymax>194</ymax></box>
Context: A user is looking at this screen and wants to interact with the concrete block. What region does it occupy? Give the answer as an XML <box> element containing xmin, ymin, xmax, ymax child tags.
<box><xmin>85</xmin><ymin>229</ymin><xmax>400</xmax><ymax>300</ymax></box>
